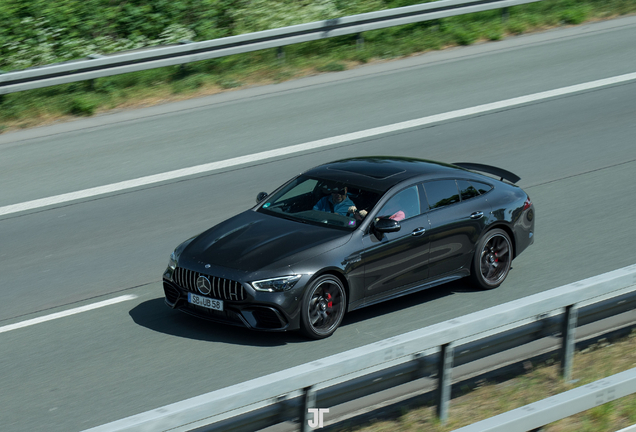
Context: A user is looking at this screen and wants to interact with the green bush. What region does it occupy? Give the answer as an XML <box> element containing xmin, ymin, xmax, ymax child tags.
<box><xmin>66</xmin><ymin>97</ymin><xmax>96</xmax><ymax>116</ymax></box>
<box><xmin>507</xmin><ymin>17</ymin><xmax>529</xmax><ymax>34</ymax></box>
<box><xmin>93</xmin><ymin>78</ymin><xmax>118</xmax><ymax>94</ymax></box>
<box><xmin>171</xmin><ymin>74</ymin><xmax>207</xmax><ymax>93</ymax></box>
<box><xmin>216</xmin><ymin>77</ymin><xmax>242</xmax><ymax>89</ymax></box>
<box><xmin>451</xmin><ymin>28</ymin><xmax>478</xmax><ymax>45</ymax></box>
<box><xmin>484</xmin><ymin>23</ymin><xmax>504</xmax><ymax>40</ymax></box>
<box><xmin>560</xmin><ymin>6</ymin><xmax>591</xmax><ymax>23</ymax></box>
<box><xmin>0</xmin><ymin>99</ymin><xmax>26</xmax><ymax>120</ymax></box>
<box><xmin>316</xmin><ymin>61</ymin><xmax>346</xmax><ymax>72</ymax></box>
<box><xmin>351</xmin><ymin>50</ymin><xmax>371</xmax><ymax>63</ymax></box>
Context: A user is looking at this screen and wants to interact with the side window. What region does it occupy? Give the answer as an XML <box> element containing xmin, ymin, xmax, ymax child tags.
<box><xmin>472</xmin><ymin>181</ymin><xmax>493</xmax><ymax>195</ymax></box>
<box><xmin>457</xmin><ymin>180</ymin><xmax>480</xmax><ymax>201</ymax></box>
<box><xmin>376</xmin><ymin>185</ymin><xmax>421</xmax><ymax>221</ymax></box>
<box><xmin>424</xmin><ymin>180</ymin><xmax>460</xmax><ymax>210</ymax></box>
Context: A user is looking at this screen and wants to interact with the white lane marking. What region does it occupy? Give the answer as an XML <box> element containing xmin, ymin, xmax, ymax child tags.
<box><xmin>0</xmin><ymin>294</ymin><xmax>137</xmax><ymax>334</ymax></box>
<box><xmin>2</xmin><ymin>71</ymin><xmax>636</xmax><ymax>218</ymax></box>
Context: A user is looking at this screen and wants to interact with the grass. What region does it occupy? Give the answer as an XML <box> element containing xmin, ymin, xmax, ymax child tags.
<box><xmin>333</xmin><ymin>330</ymin><xmax>636</xmax><ymax>432</ymax></box>
<box><xmin>1</xmin><ymin>0</ymin><xmax>636</xmax><ymax>132</ymax></box>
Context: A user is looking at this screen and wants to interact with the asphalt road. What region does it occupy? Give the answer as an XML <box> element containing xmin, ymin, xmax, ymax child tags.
<box><xmin>1</xmin><ymin>16</ymin><xmax>636</xmax><ymax>432</ymax></box>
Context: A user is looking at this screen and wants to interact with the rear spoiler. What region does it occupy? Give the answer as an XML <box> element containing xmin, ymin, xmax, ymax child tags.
<box><xmin>452</xmin><ymin>162</ymin><xmax>521</xmax><ymax>184</ymax></box>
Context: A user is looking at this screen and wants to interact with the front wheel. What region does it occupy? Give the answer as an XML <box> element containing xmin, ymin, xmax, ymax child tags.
<box><xmin>470</xmin><ymin>229</ymin><xmax>512</xmax><ymax>290</ymax></box>
<box><xmin>300</xmin><ymin>275</ymin><xmax>347</xmax><ymax>339</ymax></box>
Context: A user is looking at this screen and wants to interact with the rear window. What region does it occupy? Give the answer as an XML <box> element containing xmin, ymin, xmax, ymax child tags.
<box><xmin>457</xmin><ymin>180</ymin><xmax>480</xmax><ymax>201</ymax></box>
<box><xmin>472</xmin><ymin>181</ymin><xmax>493</xmax><ymax>195</ymax></box>
<box><xmin>423</xmin><ymin>180</ymin><xmax>460</xmax><ymax>210</ymax></box>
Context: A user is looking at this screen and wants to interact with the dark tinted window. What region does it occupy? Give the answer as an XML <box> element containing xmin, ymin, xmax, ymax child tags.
<box><xmin>376</xmin><ymin>185</ymin><xmax>421</xmax><ymax>221</ymax></box>
<box><xmin>472</xmin><ymin>181</ymin><xmax>493</xmax><ymax>194</ymax></box>
<box><xmin>424</xmin><ymin>180</ymin><xmax>460</xmax><ymax>209</ymax></box>
<box><xmin>457</xmin><ymin>180</ymin><xmax>480</xmax><ymax>201</ymax></box>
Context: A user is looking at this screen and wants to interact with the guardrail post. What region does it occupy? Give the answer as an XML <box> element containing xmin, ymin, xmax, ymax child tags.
<box><xmin>277</xmin><ymin>47</ymin><xmax>286</xmax><ymax>62</ymax></box>
<box><xmin>0</xmin><ymin>70</ymin><xmax>5</xmax><ymax>104</ymax></box>
<box><xmin>502</xmin><ymin>7</ymin><xmax>509</xmax><ymax>21</ymax></box>
<box><xmin>301</xmin><ymin>385</ymin><xmax>316</xmax><ymax>432</ymax></box>
<box><xmin>277</xmin><ymin>394</ymin><xmax>291</xmax><ymax>424</ymax></box>
<box><xmin>436</xmin><ymin>342</ymin><xmax>454</xmax><ymax>423</ymax></box>
<box><xmin>561</xmin><ymin>304</ymin><xmax>578</xmax><ymax>381</ymax></box>
<box><xmin>356</xmin><ymin>33</ymin><xmax>365</xmax><ymax>50</ymax></box>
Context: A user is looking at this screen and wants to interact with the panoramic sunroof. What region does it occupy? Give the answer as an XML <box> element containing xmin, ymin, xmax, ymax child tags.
<box><xmin>326</xmin><ymin>161</ymin><xmax>406</xmax><ymax>179</ymax></box>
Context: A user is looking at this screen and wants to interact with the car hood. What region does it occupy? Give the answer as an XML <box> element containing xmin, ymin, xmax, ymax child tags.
<box><xmin>180</xmin><ymin>210</ymin><xmax>351</xmax><ymax>272</ymax></box>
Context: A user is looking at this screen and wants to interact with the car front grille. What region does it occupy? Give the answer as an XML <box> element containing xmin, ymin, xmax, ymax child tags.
<box><xmin>172</xmin><ymin>267</ymin><xmax>246</xmax><ymax>301</ymax></box>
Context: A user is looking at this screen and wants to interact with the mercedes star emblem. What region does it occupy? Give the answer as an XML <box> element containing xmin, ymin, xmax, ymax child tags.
<box><xmin>196</xmin><ymin>276</ymin><xmax>212</xmax><ymax>295</ymax></box>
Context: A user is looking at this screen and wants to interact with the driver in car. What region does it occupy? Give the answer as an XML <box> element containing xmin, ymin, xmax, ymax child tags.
<box><xmin>313</xmin><ymin>186</ymin><xmax>367</xmax><ymax>219</ymax></box>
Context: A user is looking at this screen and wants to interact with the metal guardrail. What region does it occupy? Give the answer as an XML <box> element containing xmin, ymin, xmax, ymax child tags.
<box><xmin>455</xmin><ymin>367</ymin><xmax>636</xmax><ymax>432</ymax></box>
<box><xmin>84</xmin><ymin>264</ymin><xmax>636</xmax><ymax>432</ymax></box>
<box><xmin>0</xmin><ymin>0</ymin><xmax>543</xmax><ymax>95</ymax></box>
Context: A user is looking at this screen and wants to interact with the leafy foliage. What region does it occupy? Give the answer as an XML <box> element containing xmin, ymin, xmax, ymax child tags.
<box><xmin>0</xmin><ymin>0</ymin><xmax>388</xmax><ymax>70</ymax></box>
<box><xmin>2</xmin><ymin>0</ymin><xmax>635</xmax><ymax>70</ymax></box>
<box><xmin>1</xmin><ymin>0</ymin><xmax>636</xmax><ymax>126</ymax></box>
<box><xmin>0</xmin><ymin>0</ymin><xmax>221</xmax><ymax>69</ymax></box>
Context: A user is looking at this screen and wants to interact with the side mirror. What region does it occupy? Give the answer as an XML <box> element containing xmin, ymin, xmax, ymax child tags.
<box><xmin>373</xmin><ymin>218</ymin><xmax>401</xmax><ymax>233</ymax></box>
<box><xmin>256</xmin><ymin>192</ymin><xmax>268</xmax><ymax>203</ymax></box>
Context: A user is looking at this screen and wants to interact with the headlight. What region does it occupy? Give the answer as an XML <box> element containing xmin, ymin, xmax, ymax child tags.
<box><xmin>168</xmin><ymin>251</ymin><xmax>178</xmax><ymax>270</ymax></box>
<box><xmin>167</xmin><ymin>236</ymin><xmax>196</xmax><ymax>271</ymax></box>
<box><xmin>251</xmin><ymin>275</ymin><xmax>302</xmax><ymax>292</ymax></box>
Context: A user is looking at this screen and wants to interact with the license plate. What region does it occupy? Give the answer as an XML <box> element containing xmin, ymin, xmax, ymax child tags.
<box><xmin>188</xmin><ymin>293</ymin><xmax>223</xmax><ymax>311</ymax></box>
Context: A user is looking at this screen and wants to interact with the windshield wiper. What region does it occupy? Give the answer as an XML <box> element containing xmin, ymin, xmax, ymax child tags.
<box><xmin>275</xmin><ymin>213</ymin><xmax>309</xmax><ymax>224</ymax></box>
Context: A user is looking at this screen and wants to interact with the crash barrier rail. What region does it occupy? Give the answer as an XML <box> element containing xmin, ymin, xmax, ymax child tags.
<box><xmin>455</xmin><ymin>366</ymin><xmax>636</xmax><ymax>432</ymax></box>
<box><xmin>85</xmin><ymin>264</ymin><xmax>636</xmax><ymax>432</ymax></box>
<box><xmin>0</xmin><ymin>0</ymin><xmax>543</xmax><ymax>95</ymax></box>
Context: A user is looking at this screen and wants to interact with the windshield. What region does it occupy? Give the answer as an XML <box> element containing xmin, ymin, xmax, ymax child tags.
<box><xmin>257</xmin><ymin>175</ymin><xmax>383</xmax><ymax>231</ymax></box>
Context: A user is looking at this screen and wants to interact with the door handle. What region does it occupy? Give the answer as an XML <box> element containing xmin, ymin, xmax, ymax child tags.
<box><xmin>411</xmin><ymin>227</ymin><xmax>426</xmax><ymax>236</ymax></box>
<box><xmin>470</xmin><ymin>211</ymin><xmax>484</xmax><ymax>220</ymax></box>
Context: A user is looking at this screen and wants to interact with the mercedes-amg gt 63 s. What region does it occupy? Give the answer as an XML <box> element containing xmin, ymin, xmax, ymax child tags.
<box><xmin>163</xmin><ymin>157</ymin><xmax>535</xmax><ymax>339</ymax></box>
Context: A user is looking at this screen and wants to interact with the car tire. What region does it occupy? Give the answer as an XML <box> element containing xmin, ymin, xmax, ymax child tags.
<box><xmin>300</xmin><ymin>275</ymin><xmax>347</xmax><ymax>339</ymax></box>
<box><xmin>470</xmin><ymin>228</ymin><xmax>513</xmax><ymax>290</ymax></box>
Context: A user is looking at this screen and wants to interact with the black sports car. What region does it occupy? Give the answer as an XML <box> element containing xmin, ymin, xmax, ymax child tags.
<box><xmin>163</xmin><ymin>157</ymin><xmax>534</xmax><ymax>339</ymax></box>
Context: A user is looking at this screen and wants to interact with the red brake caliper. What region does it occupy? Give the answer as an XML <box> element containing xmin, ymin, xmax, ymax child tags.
<box><xmin>327</xmin><ymin>293</ymin><xmax>332</xmax><ymax>308</ymax></box>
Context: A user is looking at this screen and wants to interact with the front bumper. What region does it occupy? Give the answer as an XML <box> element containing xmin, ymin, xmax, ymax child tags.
<box><xmin>163</xmin><ymin>274</ymin><xmax>302</xmax><ymax>332</ymax></box>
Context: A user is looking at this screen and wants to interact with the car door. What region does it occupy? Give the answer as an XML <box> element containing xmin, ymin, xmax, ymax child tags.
<box><xmin>423</xmin><ymin>179</ymin><xmax>492</xmax><ymax>278</ymax></box>
<box><xmin>360</xmin><ymin>184</ymin><xmax>431</xmax><ymax>304</ymax></box>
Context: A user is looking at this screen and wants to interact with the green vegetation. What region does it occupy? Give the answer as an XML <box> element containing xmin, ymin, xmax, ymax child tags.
<box><xmin>1</xmin><ymin>0</ymin><xmax>636</xmax><ymax>131</ymax></box>
<box><xmin>336</xmin><ymin>331</ymin><xmax>636</xmax><ymax>432</ymax></box>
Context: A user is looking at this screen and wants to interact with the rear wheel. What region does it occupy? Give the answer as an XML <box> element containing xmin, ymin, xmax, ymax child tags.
<box><xmin>470</xmin><ymin>229</ymin><xmax>512</xmax><ymax>290</ymax></box>
<box><xmin>300</xmin><ymin>275</ymin><xmax>346</xmax><ymax>339</ymax></box>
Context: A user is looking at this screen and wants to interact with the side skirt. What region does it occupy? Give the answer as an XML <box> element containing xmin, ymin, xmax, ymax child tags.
<box><xmin>349</xmin><ymin>270</ymin><xmax>469</xmax><ymax>312</ymax></box>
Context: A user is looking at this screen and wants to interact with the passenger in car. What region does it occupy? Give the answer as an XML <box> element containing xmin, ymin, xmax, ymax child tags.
<box><xmin>349</xmin><ymin>205</ymin><xmax>368</xmax><ymax>220</ymax></box>
<box><xmin>314</xmin><ymin>186</ymin><xmax>368</xmax><ymax>219</ymax></box>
